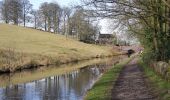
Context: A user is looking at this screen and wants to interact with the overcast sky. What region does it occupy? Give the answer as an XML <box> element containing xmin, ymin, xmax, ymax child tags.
<box><xmin>29</xmin><ymin>0</ymin><xmax>80</xmax><ymax>9</ymax></box>
<box><xmin>0</xmin><ymin>0</ymin><xmax>80</xmax><ymax>9</ymax></box>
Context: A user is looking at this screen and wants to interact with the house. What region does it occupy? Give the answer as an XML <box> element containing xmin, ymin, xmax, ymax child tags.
<box><xmin>96</xmin><ymin>33</ymin><xmax>115</xmax><ymax>45</ymax></box>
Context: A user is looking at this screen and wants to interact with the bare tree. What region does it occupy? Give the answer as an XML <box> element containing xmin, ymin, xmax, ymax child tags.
<box><xmin>39</xmin><ymin>2</ymin><xmax>48</xmax><ymax>31</ymax></box>
<box><xmin>30</xmin><ymin>9</ymin><xmax>38</xmax><ymax>29</ymax></box>
<box><xmin>69</xmin><ymin>6</ymin><xmax>98</xmax><ymax>41</ymax></box>
<box><xmin>9</xmin><ymin>0</ymin><xmax>23</xmax><ymax>25</ymax></box>
<box><xmin>1</xmin><ymin>0</ymin><xmax>23</xmax><ymax>25</ymax></box>
<box><xmin>39</xmin><ymin>2</ymin><xmax>62</xmax><ymax>32</ymax></box>
<box><xmin>1</xmin><ymin>0</ymin><xmax>10</xmax><ymax>23</ymax></box>
<box><xmin>22</xmin><ymin>0</ymin><xmax>32</xmax><ymax>27</ymax></box>
<box><xmin>63</xmin><ymin>7</ymin><xmax>72</xmax><ymax>36</ymax></box>
<box><xmin>48</xmin><ymin>2</ymin><xmax>61</xmax><ymax>33</ymax></box>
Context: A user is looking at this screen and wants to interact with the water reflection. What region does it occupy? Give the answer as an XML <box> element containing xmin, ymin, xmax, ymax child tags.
<box><xmin>0</xmin><ymin>56</ymin><xmax>125</xmax><ymax>100</ymax></box>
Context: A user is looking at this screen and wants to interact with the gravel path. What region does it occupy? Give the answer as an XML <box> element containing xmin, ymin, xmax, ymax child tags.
<box><xmin>111</xmin><ymin>58</ymin><xmax>157</xmax><ymax>100</ymax></box>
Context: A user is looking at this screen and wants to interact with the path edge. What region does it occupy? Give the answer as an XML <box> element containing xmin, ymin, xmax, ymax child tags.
<box><xmin>84</xmin><ymin>55</ymin><xmax>136</xmax><ymax>100</ymax></box>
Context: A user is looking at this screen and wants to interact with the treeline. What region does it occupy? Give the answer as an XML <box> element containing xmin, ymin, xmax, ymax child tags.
<box><xmin>83</xmin><ymin>0</ymin><xmax>170</xmax><ymax>62</ymax></box>
<box><xmin>0</xmin><ymin>0</ymin><xmax>99</xmax><ymax>43</ymax></box>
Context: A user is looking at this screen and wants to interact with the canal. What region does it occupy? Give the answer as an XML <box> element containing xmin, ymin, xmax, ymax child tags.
<box><xmin>0</xmin><ymin>56</ymin><xmax>125</xmax><ymax>100</ymax></box>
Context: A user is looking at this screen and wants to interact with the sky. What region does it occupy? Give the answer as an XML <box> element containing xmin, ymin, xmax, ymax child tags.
<box><xmin>0</xmin><ymin>0</ymin><xmax>80</xmax><ymax>9</ymax></box>
<box><xmin>29</xmin><ymin>0</ymin><xmax>80</xmax><ymax>9</ymax></box>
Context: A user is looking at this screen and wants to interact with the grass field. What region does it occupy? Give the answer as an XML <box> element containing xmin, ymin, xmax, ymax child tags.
<box><xmin>0</xmin><ymin>24</ymin><xmax>118</xmax><ymax>72</ymax></box>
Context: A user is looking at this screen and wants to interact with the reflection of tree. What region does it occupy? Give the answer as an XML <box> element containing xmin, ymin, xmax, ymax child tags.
<box><xmin>0</xmin><ymin>56</ymin><xmax>126</xmax><ymax>100</ymax></box>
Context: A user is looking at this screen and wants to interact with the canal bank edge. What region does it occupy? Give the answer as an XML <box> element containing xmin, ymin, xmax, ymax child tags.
<box><xmin>139</xmin><ymin>59</ymin><xmax>170</xmax><ymax>100</ymax></box>
<box><xmin>0</xmin><ymin>52</ymin><xmax>120</xmax><ymax>74</ymax></box>
<box><xmin>84</xmin><ymin>55</ymin><xmax>135</xmax><ymax>100</ymax></box>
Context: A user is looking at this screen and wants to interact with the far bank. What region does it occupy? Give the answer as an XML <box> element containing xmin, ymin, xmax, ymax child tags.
<box><xmin>0</xmin><ymin>24</ymin><xmax>120</xmax><ymax>73</ymax></box>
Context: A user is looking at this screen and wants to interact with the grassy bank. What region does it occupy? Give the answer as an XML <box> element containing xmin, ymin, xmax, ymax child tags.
<box><xmin>0</xmin><ymin>24</ymin><xmax>118</xmax><ymax>72</ymax></box>
<box><xmin>0</xmin><ymin>58</ymin><xmax>115</xmax><ymax>88</ymax></box>
<box><xmin>85</xmin><ymin>57</ymin><xmax>133</xmax><ymax>100</ymax></box>
<box><xmin>139</xmin><ymin>60</ymin><xmax>170</xmax><ymax>100</ymax></box>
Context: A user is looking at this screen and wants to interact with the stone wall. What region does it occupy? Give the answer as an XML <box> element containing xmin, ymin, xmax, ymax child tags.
<box><xmin>151</xmin><ymin>61</ymin><xmax>170</xmax><ymax>81</ymax></box>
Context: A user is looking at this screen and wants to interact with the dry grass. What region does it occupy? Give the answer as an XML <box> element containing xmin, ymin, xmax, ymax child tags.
<box><xmin>0</xmin><ymin>24</ymin><xmax>118</xmax><ymax>72</ymax></box>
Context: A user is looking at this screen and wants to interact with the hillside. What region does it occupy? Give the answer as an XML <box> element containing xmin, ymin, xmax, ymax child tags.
<box><xmin>0</xmin><ymin>24</ymin><xmax>117</xmax><ymax>72</ymax></box>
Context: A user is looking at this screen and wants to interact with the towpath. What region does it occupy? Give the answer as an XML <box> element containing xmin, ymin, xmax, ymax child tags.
<box><xmin>111</xmin><ymin>58</ymin><xmax>157</xmax><ymax>100</ymax></box>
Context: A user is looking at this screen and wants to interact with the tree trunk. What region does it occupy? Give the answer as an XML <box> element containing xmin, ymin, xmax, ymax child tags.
<box><xmin>63</xmin><ymin>15</ymin><xmax>66</xmax><ymax>35</ymax></box>
<box><xmin>153</xmin><ymin>0</ymin><xmax>159</xmax><ymax>60</ymax></box>
<box><xmin>53</xmin><ymin>12</ymin><xmax>57</xmax><ymax>34</ymax></box>
<box><xmin>57</xmin><ymin>17</ymin><xmax>60</xmax><ymax>33</ymax></box>
<box><xmin>44</xmin><ymin>17</ymin><xmax>47</xmax><ymax>31</ymax></box>
<box><xmin>169</xmin><ymin>1</ymin><xmax>170</xmax><ymax>34</ymax></box>
<box><xmin>23</xmin><ymin>5</ymin><xmax>26</xmax><ymax>27</ymax></box>
<box><xmin>48</xmin><ymin>17</ymin><xmax>51</xmax><ymax>32</ymax></box>
<box><xmin>34</xmin><ymin>16</ymin><xmax>37</xmax><ymax>29</ymax></box>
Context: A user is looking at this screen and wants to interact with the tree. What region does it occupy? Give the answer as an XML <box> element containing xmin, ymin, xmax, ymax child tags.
<box><xmin>62</xmin><ymin>7</ymin><xmax>72</xmax><ymax>36</ymax></box>
<box><xmin>69</xmin><ymin>6</ymin><xmax>99</xmax><ymax>42</ymax></box>
<box><xmin>22</xmin><ymin>0</ymin><xmax>32</xmax><ymax>27</ymax></box>
<box><xmin>83</xmin><ymin>0</ymin><xmax>170</xmax><ymax>61</ymax></box>
<box><xmin>1</xmin><ymin>0</ymin><xmax>10</xmax><ymax>23</ymax></box>
<box><xmin>31</xmin><ymin>9</ymin><xmax>38</xmax><ymax>29</ymax></box>
<box><xmin>9</xmin><ymin>0</ymin><xmax>23</xmax><ymax>25</ymax></box>
<box><xmin>1</xmin><ymin>0</ymin><xmax>23</xmax><ymax>25</ymax></box>
<box><xmin>39</xmin><ymin>2</ymin><xmax>61</xmax><ymax>32</ymax></box>
<box><xmin>0</xmin><ymin>1</ymin><xmax>2</xmax><ymax>20</ymax></box>
<box><xmin>48</xmin><ymin>2</ymin><xmax>61</xmax><ymax>33</ymax></box>
<box><xmin>39</xmin><ymin>2</ymin><xmax>48</xmax><ymax>31</ymax></box>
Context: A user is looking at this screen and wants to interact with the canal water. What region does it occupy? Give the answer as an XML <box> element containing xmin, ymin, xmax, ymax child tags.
<box><xmin>0</xmin><ymin>56</ymin><xmax>125</xmax><ymax>100</ymax></box>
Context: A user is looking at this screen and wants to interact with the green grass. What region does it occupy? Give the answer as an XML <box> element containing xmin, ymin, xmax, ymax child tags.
<box><xmin>0</xmin><ymin>24</ymin><xmax>118</xmax><ymax>72</ymax></box>
<box><xmin>139</xmin><ymin>60</ymin><xmax>170</xmax><ymax>100</ymax></box>
<box><xmin>85</xmin><ymin>57</ymin><xmax>133</xmax><ymax>100</ymax></box>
